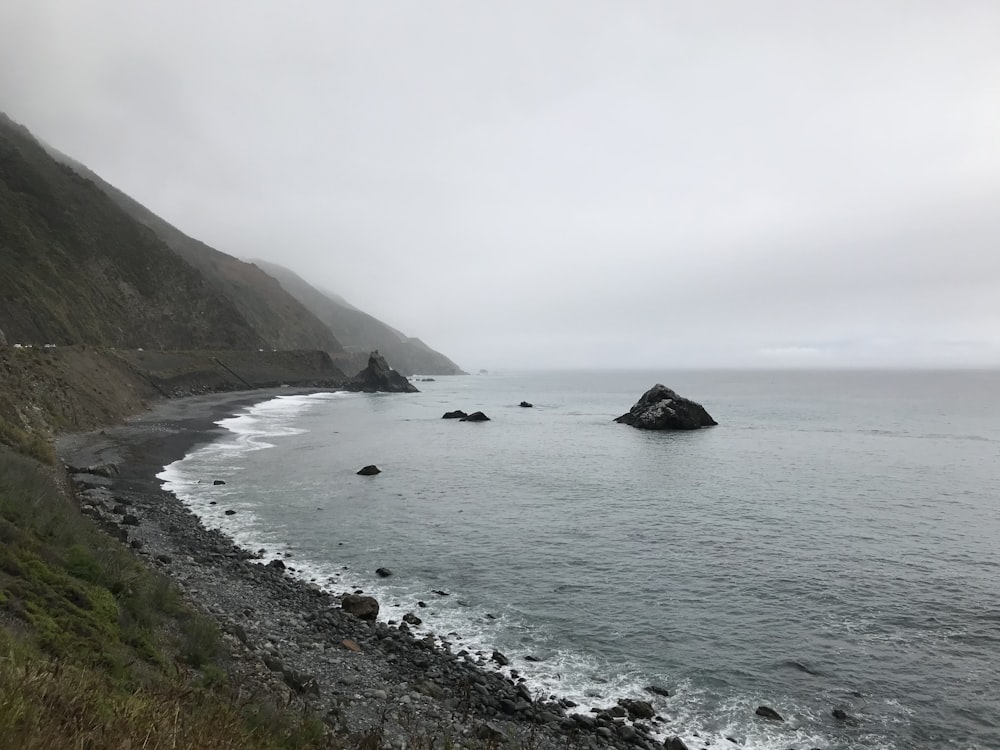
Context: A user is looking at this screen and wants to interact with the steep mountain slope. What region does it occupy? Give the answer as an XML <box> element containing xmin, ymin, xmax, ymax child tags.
<box><xmin>0</xmin><ymin>114</ymin><xmax>263</xmax><ymax>349</ymax></box>
<box><xmin>253</xmin><ymin>260</ymin><xmax>465</xmax><ymax>376</ymax></box>
<box><xmin>46</xmin><ymin>147</ymin><xmax>343</xmax><ymax>354</ymax></box>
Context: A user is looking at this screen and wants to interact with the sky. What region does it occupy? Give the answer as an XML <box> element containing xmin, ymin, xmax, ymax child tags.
<box><xmin>2</xmin><ymin>1</ymin><xmax>999</xmax><ymax>369</ymax></box>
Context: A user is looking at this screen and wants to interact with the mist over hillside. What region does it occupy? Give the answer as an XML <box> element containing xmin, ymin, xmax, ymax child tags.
<box><xmin>0</xmin><ymin>113</ymin><xmax>263</xmax><ymax>350</ymax></box>
<box><xmin>254</xmin><ymin>260</ymin><xmax>465</xmax><ymax>376</ymax></box>
<box><xmin>0</xmin><ymin>112</ymin><xmax>463</xmax><ymax>376</ymax></box>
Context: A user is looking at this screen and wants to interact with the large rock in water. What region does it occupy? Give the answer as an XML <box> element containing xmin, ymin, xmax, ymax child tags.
<box><xmin>349</xmin><ymin>350</ymin><xmax>418</xmax><ymax>393</ymax></box>
<box><xmin>614</xmin><ymin>384</ymin><xmax>717</xmax><ymax>430</ymax></box>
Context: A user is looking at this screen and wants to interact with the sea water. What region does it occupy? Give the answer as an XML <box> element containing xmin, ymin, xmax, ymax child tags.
<box><xmin>158</xmin><ymin>370</ymin><xmax>1000</xmax><ymax>750</ymax></box>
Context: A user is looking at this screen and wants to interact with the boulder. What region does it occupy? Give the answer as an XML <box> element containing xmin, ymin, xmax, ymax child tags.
<box><xmin>282</xmin><ymin>666</ymin><xmax>319</xmax><ymax>695</ymax></box>
<box><xmin>350</xmin><ymin>350</ymin><xmax>418</xmax><ymax>393</ymax></box>
<box><xmin>340</xmin><ymin>593</ymin><xmax>379</xmax><ymax>621</ymax></box>
<box><xmin>519</xmin><ymin>401</ymin><xmax>533</xmax><ymax>408</ymax></box>
<box><xmin>755</xmin><ymin>705</ymin><xmax>784</xmax><ymax>721</ymax></box>
<box><xmin>375</xmin><ymin>566</ymin><xmax>392</xmax><ymax>577</ymax></box>
<box><xmin>70</xmin><ymin>463</ymin><xmax>119</xmax><ymax>478</ymax></box>
<box><xmin>402</xmin><ymin>612</ymin><xmax>422</xmax><ymax>626</ymax></box>
<box><xmin>664</xmin><ymin>737</ymin><xmax>690</xmax><ymax>750</ymax></box>
<box><xmin>442</xmin><ymin>410</ymin><xmax>468</xmax><ymax>419</ymax></box>
<box><xmin>357</xmin><ymin>465</ymin><xmax>381</xmax><ymax>476</ymax></box>
<box><xmin>460</xmin><ymin>411</ymin><xmax>491</xmax><ymax>422</ymax></box>
<box><xmin>213</xmin><ymin>479</ymin><xmax>226</xmax><ymax>485</ymax></box>
<box><xmin>619</xmin><ymin>698</ymin><xmax>656</xmax><ymax>720</ymax></box>
<box><xmin>615</xmin><ymin>384</ymin><xmax>717</xmax><ymax>430</ymax></box>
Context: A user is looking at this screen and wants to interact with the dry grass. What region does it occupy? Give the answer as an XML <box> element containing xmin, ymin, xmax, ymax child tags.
<box><xmin>0</xmin><ymin>644</ymin><xmax>332</xmax><ymax>749</ymax></box>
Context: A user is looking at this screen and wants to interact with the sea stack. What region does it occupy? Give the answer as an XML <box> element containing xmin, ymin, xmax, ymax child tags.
<box><xmin>615</xmin><ymin>384</ymin><xmax>717</xmax><ymax>430</ymax></box>
<box><xmin>349</xmin><ymin>351</ymin><xmax>418</xmax><ymax>393</ymax></box>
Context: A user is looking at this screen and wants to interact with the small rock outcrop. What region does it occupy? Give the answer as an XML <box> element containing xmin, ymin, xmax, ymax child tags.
<box><xmin>618</xmin><ymin>698</ymin><xmax>655</xmax><ymax>720</ymax></box>
<box><xmin>755</xmin><ymin>705</ymin><xmax>784</xmax><ymax>721</ymax></box>
<box><xmin>350</xmin><ymin>350</ymin><xmax>418</xmax><ymax>393</ymax></box>
<box><xmin>519</xmin><ymin>401</ymin><xmax>533</xmax><ymax>408</ymax></box>
<box><xmin>340</xmin><ymin>593</ymin><xmax>379</xmax><ymax>620</ymax></box>
<box><xmin>460</xmin><ymin>411</ymin><xmax>490</xmax><ymax>422</ymax></box>
<box><xmin>442</xmin><ymin>410</ymin><xmax>468</xmax><ymax>419</ymax></box>
<box><xmin>357</xmin><ymin>465</ymin><xmax>381</xmax><ymax>476</ymax></box>
<box><xmin>375</xmin><ymin>567</ymin><xmax>393</xmax><ymax>577</ymax></box>
<box><xmin>614</xmin><ymin>384</ymin><xmax>717</xmax><ymax>430</ymax></box>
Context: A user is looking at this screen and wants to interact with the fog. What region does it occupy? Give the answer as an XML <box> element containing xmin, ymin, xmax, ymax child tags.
<box><xmin>3</xmin><ymin>1</ymin><xmax>999</xmax><ymax>369</ymax></box>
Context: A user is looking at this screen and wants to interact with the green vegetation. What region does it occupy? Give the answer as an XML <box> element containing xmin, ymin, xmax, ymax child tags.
<box><xmin>0</xmin><ymin>447</ymin><xmax>333</xmax><ymax>749</ymax></box>
<box><xmin>0</xmin><ymin>416</ymin><xmax>54</xmax><ymax>464</ymax></box>
<box><xmin>0</xmin><ymin>638</ymin><xmax>332</xmax><ymax>750</ymax></box>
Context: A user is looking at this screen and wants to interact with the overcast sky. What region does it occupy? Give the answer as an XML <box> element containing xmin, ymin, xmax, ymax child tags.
<box><xmin>2</xmin><ymin>1</ymin><xmax>999</xmax><ymax>369</ymax></box>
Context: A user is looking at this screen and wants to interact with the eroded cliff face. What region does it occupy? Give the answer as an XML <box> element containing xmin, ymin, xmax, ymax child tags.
<box><xmin>0</xmin><ymin>346</ymin><xmax>348</xmax><ymax>460</ymax></box>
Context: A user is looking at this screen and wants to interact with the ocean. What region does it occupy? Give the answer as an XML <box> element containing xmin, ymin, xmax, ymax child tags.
<box><xmin>158</xmin><ymin>370</ymin><xmax>1000</xmax><ymax>750</ymax></box>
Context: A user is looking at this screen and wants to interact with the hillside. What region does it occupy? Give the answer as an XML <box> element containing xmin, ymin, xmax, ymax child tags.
<box><xmin>44</xmin><ymin>146</ymin><xmax>344</xmax><ymax>354</ymax></box>
<box><xmin>0</xmin><ymin>114</ymin><xmax>265</xmax><ymax>350</ymax></box>
<box><xmin>254</xmin><ymin>260</ymin><xmax>465</xmax><ymax>376</ymax></box>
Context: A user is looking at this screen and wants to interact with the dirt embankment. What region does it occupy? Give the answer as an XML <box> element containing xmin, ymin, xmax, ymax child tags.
<box><xmin>0</xmin><ymin>346</ymin><xmax>347</xmax><ymax>458</ymax></box>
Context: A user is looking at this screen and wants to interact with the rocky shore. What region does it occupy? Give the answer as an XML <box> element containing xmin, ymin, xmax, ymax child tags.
<box><xmin>57</xmin><ymin>390</ymin><xmax>689</xmax><ymax>750</ymax></box>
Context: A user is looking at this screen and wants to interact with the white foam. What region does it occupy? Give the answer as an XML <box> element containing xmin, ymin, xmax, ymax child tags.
<box><xmin>158</xmin><ymin>391</ymin><xmax>352</xmax><ymax>502</ymax></box>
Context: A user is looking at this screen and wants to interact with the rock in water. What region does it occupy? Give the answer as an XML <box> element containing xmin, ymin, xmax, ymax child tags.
<box><xmin>357</xmin><ymin>465</ymin><xmax>381</xmax><ymax>476</ymax></box>
<box><xmin>460</xmin><ymin>411</ymin><xmax>490</xmax><ymax>422</ymax></box>
<box><xmin>442</xmin><ymin>410</ymin><xmax>468</xmax><ymax>419</ymax></box>
<box><xmin>350</xmin><ymin>350</ymin><xmax>418</xmax><ymax>393</ymax></box>
<box><xmin>614</xmin><ymin>384</ymin><xmax>717</xmax><ymax>430</ymax></box>
<box><xmin>519</xmin><ymin>401</ymin><xmax>533</xmax><ymax>408</ymax></box>
<box><xmin>340</xmin><ymin>594</ymin><xmax>379</xmax><ymax>620</ymax></box>
<box><xmin>755</xmin><ymin>705</ymin><xmax>784</xmax><ymax>721</ymax></box>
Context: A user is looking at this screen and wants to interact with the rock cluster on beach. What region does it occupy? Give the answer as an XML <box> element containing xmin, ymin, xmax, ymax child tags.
<box><xmin>615</xmin><ymin>384</ymin><xmax>717</xmax><ymax>430</ymax></box>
